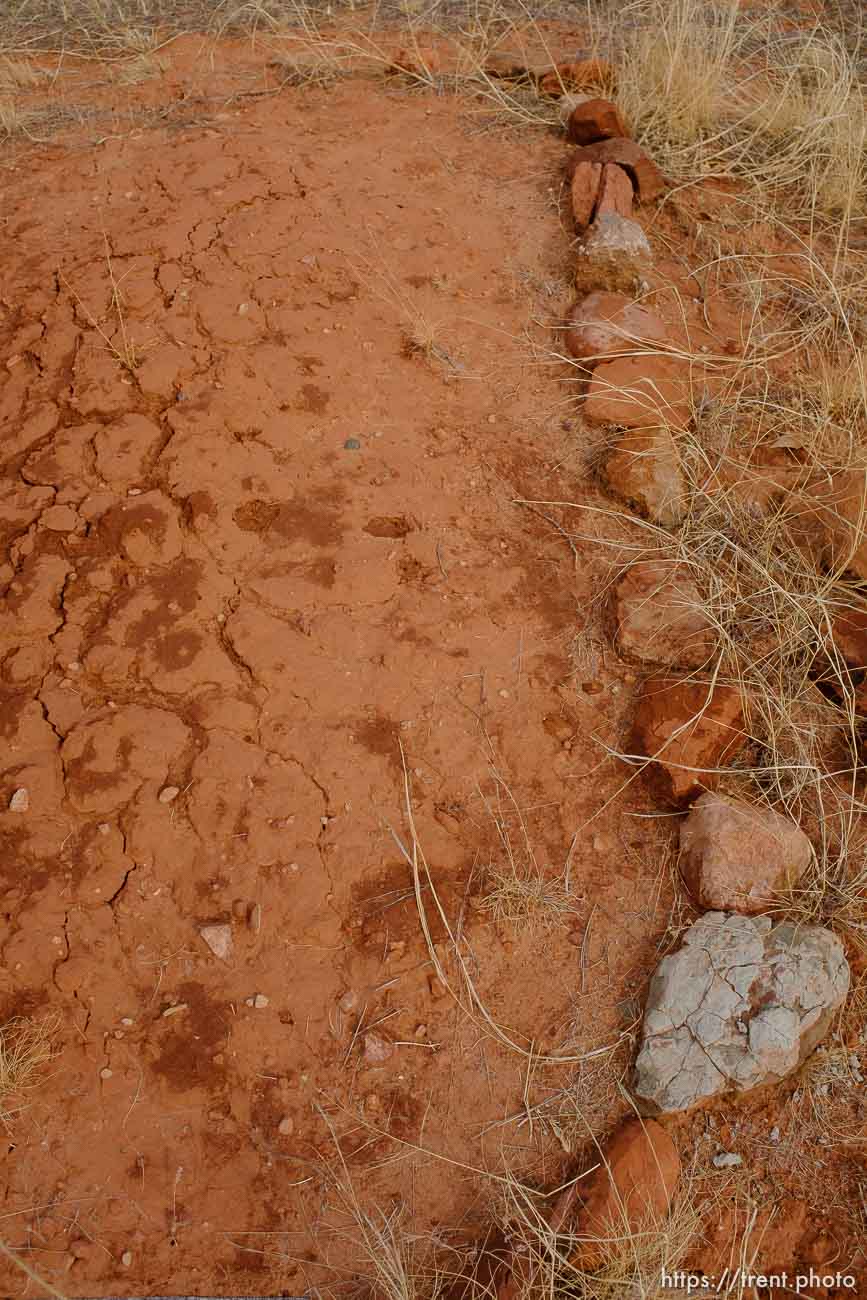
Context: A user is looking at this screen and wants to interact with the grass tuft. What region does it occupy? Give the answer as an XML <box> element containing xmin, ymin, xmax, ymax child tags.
<box><xmin>0</xmin><ymin>1016</ymin><xmax>57</xmax><ymax>1124</ymax></box>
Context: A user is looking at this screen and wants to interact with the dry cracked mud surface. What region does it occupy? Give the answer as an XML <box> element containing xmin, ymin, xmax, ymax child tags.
<box><xmin>1</xmin><ymin>29</ymin><xmax>866</xmax><ymax>1299</ymax></box>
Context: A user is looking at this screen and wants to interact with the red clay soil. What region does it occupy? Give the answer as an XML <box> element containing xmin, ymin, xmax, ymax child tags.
<box><xmin>0</xmin><ymin>32</ymin><xmax>865</xmax><ymax>1300</ymax></box>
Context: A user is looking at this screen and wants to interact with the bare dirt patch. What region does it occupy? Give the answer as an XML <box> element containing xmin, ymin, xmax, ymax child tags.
<box><xmin>1</xmin><ymin>12</ymin><xmax>866</xmax><ymax>1299</ymax></box>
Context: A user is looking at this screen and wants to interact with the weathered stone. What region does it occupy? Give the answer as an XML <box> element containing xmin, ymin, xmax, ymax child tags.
<box><xmin>679</xmin><ymin>792</ymin><xmax>812</xmax><ymax>914</ymax></box>
<box><xmin>200</xmin><ymin>924</ymin><xmax>233</xmax><ymax>962</ymax></box>
<box><xmin>631</xmin><ymin>675</ymin><xmax>747</xmax><ymax>805</ymax></box>
<box><xmin>567</xmin><ymin>98</ymin><xmax>628</xmax><ymax>146</ymax></box>
<box><xmin>611</xmin><ymin>560</ymin><xmax>714</xmax><ymax>667</ymax></box>
<box><xmin>601</xmin><ymin>429</ymin><xmax>685</xmax><ymax>528</ymax></box>
<box><xmin>829</xmin><ymin>602</ymin><xmax>867</xmax><ymax>667</ymax></box>
<box><xmin>574</xmin><ymin>214</ymin><xmax>652</xmax><ymax>294</ymax></box>
<box><xmin>568</xmin><ymin>137</ymin><xmax>666</xmax><ymax>203</ymax></box>
<box><xmin>595</xmin><ymin>162</ymin><xmax>634</xmax><ymax>219</ymax></box>
<box><xmin>570</xmin><ymin>1118</ymin><xmax>680</xmax><ymax>1269</ymax></box>
<box><xmin>634</xmin><ymin>912</ymin><xmax>850</xmax><ymax>1113</ymax></box>
<box><xmin>539</xmin><ymin>58</ymin><xmax>615</xmax><ymax>97</ymax></box>
<box><xmin>571</xmin><ymin>161</ymin><xmax>603</xmax><ymax>231</ymax></box>
<box><xmin>564</xmin><ymin>292</ymin><xmax>672</xmax><ymax>366</ymax></box>
<box><xmin>807</xmin><ymin>469</ymin><xmax>867</xmax><ymax>580</ymax></box>
<box><xmin>362</xmin><ymin>1031</ymin><xmax>394</xmax><ymax>1064</ymax></box>
<box><xmin>584</xmin><ymin>354</ymin><xmax>692</xmax><ymax>429</ymax></box>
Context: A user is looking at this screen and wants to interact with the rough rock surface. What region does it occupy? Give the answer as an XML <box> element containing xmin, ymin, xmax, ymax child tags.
<box><xmin>568</xmin><ymin>137</ymin><xmax>666</xmax><ymax>203</ymax></box>
<box><xmin>829</xmin><ymin>602</ymin><xmax>867</xmax><ymax>667</ymax></box>
<box><xmin>631</xmin><ymin>675</ymin><xmax>747</xmax><ymax>805</ymax></box>
<box><xmin>574</xmin><ymin>213</ymin><xmax>651</xmax><ymax>294</ymax></box>
<box><xmin>571</xmin><ymin>160</ymin><xmax>603</xmax><ymax>230</ymax></box>
<box><xmin>595</xmin><ymin>162</ymin><xmax>634</xmax><ymax>219</ymax></box>
<box><xmin>570</xmin><ymin>1118</ymin><xmax>680</xmax><ymax>1268</ymax></box>
<box><xmin>601</xmin><ymin>429</ymin><xmax>685</xmax><ymax>527</ymax></box>
<box><xmin>611</xmin><ymin>560</ymin><xmax>714</xmax><ymax>667</ymax></box>
<box><xmin>564</xmin><ymin>291</ymin><xmax>671</xmax><ymax>365</ymax></box>
<box><xmin>584</xmin><ymin>354</ymin><xmax>693</xmax><ymax>428</ymax></box>
<box><xmin>820</xmin><ymin>471</ymin><xmax>867</xmax><ymax>579</ymax></box>
<box><xmin>679</xmin><ymin>792</ymin><xmax>813</xmax><ymax>914</ymax></box>
<box><xmin>567</xmin><ymin>98</ymin><xmax>627</xmax><ymax>146</ymax></box>
<box><xmin>634</xmin><ymin>913</ymin><xmax>850</xmax><ymax>1113</ymax></box>
<box><xmin>539</xmin><ymin>58</ymin><xmax>615</xmax><ymax>96</ymax></box>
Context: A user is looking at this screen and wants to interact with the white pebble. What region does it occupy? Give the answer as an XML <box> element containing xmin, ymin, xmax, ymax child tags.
<box><xmin>158</xmin><ymin>786</ymin><xmax>180</xmax><ymax>803</ymax></box>
<box><xmin>712</xmin><ymin>1152</ymin><xmax>742</xmax><ymax>1168</ymax></box>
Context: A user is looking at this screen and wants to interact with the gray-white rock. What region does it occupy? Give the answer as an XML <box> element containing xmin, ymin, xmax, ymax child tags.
<box><xmin>712</xmin><ymin>1152</ymin><xmax>743</xmax><ymax>1168</ymax></box>
<box><xmin>634</xmin><ymin>912</ymin><xmax>849</xmax><ymax>1114</ymax></box>
<box><xmin>575</xmin><ymin>213</ymin><xmax>652</xmax><ymax>294</ymax></box>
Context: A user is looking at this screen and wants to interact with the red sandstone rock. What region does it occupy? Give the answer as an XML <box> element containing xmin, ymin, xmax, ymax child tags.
<box><xmin>679</xmin><ymin>791</ymin><xmax>812</xmax><ymax>914</ymax></box>
<box><xmin>595</xmin><ymin>162</ymin><xmax>634</xmax><ymax>219</ymax></box>
<box><xmin>631</xmin><ymin>675</ymin><xmax>747</xmax><ymax>805</ymax></box>
<box><xmin>567</xmin><ymin>138</ymin><xmax>666</xmax><ymax>203</ymax></box>
<box><xmin>567</xmin><ymin>97</ymin><xmax>628</xmax><ymax>146</ymax></box>
<box><xmin>830</xmin><ymin>602</ymin><xmax>867</xmax><ymax>667</ymax></box>
<box><xmin>570</xmin><ymin>1118</ymin><xmax>681</xmax><ymax>1270</ymax></box>
<box><xmin>564</xmin><ymin>291</ymin><xmax>672</xmax><ymax>365</ymax></box>
<box><xmin>539</xmin><ymin>58</ymin><xmax>616</xmax><ymax>97</ymax></box>
<box><xmin>611</xmin><ymin>560</ymin><xmax>715</xmax><ymax>667</ymax></box>
<box><xmin>571</xmin><ymin>160</ymin><xmax>603</xmax><ymax>230</ymax></box>
<box><xmin>602</xmin><ymin>429</ymin><xmax>685</xmax><ymax>527</ymax></box>
<box><xmin>584</xmin><ymin>354</ymin><xmax>693</xmax><ymax>429</ymax></box>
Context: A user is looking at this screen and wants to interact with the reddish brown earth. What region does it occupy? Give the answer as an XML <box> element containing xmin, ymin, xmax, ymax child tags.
<box><xmin>0</xmin><ymin>28</ymin><xmax>865</xmax><ymax>1300</ymax></box>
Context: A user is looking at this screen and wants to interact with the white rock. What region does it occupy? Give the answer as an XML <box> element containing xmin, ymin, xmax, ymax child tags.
<box><xmin>575</xmin><ymin>213</ymin><xmax>652</xmax><ymax>294</ymax></box>
<box><xmin>634</xmin><ymin>913</ymin><xmax>849</xmax><ymax>1113</ymax></box>
<box><xmin>199</xmin><ymin>924</ymin><xmax>233</xmax><ymax>961</ymax></box>
<box><xmin>158</xmin><ymin>785</ymin><xmax>180</xmax><ymax>803</ymax></box>
<box><xmin>9</xmin><ymin>787</ymin><xmax>29</xmax><ymax>813</ymax></box>
<box><xmin>712</xmin><ymin>1152</ymin><xmax>743</xmax><ymax>1168</ymax></box>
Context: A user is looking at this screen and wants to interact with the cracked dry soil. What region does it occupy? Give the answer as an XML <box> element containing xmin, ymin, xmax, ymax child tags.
<box><xmin>0</xmin><ymin>43</ymin><xmax>663</xmax><ymax>1296</ymax></box>
<box><xmin>3</xmin><ymin>34</ymin><xmax>863</xmax><ymax>1300</ymax></box>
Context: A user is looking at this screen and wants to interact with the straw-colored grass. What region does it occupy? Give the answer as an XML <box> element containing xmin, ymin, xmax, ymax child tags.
<box><xmin>610</xmin><ymin>0</ymin><xmax>867</xmax><ymax>226</ymax></box>
<box><xmin>0</xmin><ymin>1016</ymin><xmax>57</xmax><ymax>1124</ymax></box>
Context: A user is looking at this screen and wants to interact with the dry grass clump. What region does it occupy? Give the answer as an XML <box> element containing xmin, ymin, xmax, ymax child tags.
<box><xmin>0</xmin><ymin>1016</ymin><xmax>57</xmax><ymax>1123</ymax></box>
<box><xmin>477</xmin><ymin>775</ymin><xmax>579</xmax><ymax>932</ymax></box>
<box><xmin>610</xmin><ymin>0</ymin><xmax>867</xmax><ymax>225</ymax></box>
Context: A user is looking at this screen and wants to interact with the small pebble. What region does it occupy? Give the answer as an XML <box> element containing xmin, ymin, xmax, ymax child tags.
<box><xmin>338</xmin><ymin>990</ymin><xmax>358</xmax><ymax>1014</ymax></box>
<box><xmin>277</xmin><ymin>1115</ymin><xmax>294</xmax><ymax>1136</ymax></box>
<box><xmin>362</xmin><ymin>1031</ymin><xmax>394</xmax><ymax>1065</ymax></box>
<box><xmin>769</xmin><ymin>1126</ymin><xmax>780</xmax><ymax>1143</ymax></box>
<box><xmin>121</xmin><ymin>1251</ymin><xmax>133</xmax><ymax>1268</ymax></box>
<box><xmin>9</xmin><ymin>788</ymin><xmax>29</xmax><ymax>813</ymax></box>
<box><xmin>127</xmin><ymin>487</ymin><xmax>142</xmax><ymax>496</ymax></box>
<box><xmin>158</xmin><ymin>786</ymin><xmax>180</xmax><ymax>804</ymax></box>
<box><xmin>712</xmin><ymin>1152</ymin><xmax>742</xmax><ymax>1168</ymax></box>
<box><xmin>344</xmin><ymin>438</ymin><xmax>361</xmax><ymax>450</ymax></box>
<box><xmin>247</xmin><ymin>994</ymin><xmax>269</xmax><ymax>1009</ymax></box>
<box><xmin>100</xmin><ymin>1067</ymin><xmax>113</xmax><ymax>1080</ymax></box>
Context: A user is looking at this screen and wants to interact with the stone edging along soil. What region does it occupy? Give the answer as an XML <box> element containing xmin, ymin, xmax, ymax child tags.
<box><xmin>491</xmin><ymin>62</ymin><xmax>854</xmax><ymax>1278</ymax></box>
